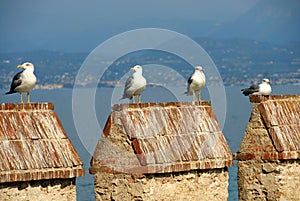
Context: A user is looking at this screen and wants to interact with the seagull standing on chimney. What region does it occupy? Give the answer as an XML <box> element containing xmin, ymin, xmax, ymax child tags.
<box><xmin>241</xmin><ymin>78</ymin><xmax>272</xmax><ymax>96</ymax></box>
<box><xmin>121</xmin><ymin>65</ymin><xmax>147</xmax><ymax>103</ymax></box>
<box><xmin>5</xmin><ymin>62</ymin><xmax>37</xmax><ymax>103</ymax></box>
<box><xmin>185</xmin><ymin>66</ymin><xmax>206</xmax><ymax>102</ymax></box>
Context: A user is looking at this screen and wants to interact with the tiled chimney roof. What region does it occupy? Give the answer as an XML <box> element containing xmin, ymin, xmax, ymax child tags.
<box><xmin>90</xmin><ymin>102</ymin><xmax>233</xmax><ymax>175</ymax></box>
<box><xmin>238</xmin><ymin>95</ymin><xmax>300</xmax><ymax>160</ymax></box>
<box><xmin>0</xmin><ymin>103</ymin><xmax>84</xmax><ymax>183</ymax></box>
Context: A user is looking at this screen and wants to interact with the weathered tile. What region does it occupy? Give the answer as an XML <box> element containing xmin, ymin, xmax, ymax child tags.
<box><xmin>0</xmin><ymin>103</ymin><xmax>84</xmax><ymax>183</ymax></box>
<box><xmin>91</xmin><ymin>101</ymin><xmax>233</xmax><ymax>174</ymax></box>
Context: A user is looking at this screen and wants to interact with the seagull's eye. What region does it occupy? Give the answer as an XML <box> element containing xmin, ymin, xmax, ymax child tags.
<box><xmin>26</xmin><ymin>63</ymin><xmax>30</xmax><ymax>66</ymax></box>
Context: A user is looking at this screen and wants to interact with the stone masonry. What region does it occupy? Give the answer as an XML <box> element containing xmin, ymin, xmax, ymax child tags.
<box><xmin>94</xmin><ymin>169</ymin><xmax>228</xmax><ymax>201</ymax></box>
<box><xmin>0</xmin><ymin>179</ymin><xmax>76</xmax><ymax>201</ymax></box>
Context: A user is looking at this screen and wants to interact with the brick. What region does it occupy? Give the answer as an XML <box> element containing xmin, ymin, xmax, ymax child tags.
<box><xmin>132</xmin><ymin>139</ymin><xmax>146</xmax><ymax>166</ymax></box>
<box><xmin>263</xmin><ymin>145</ymin><xmax>275</xmax><ymax>152</ymax></box>
<box><xmin>250</xmin><ymin>95</ymin><xmax>299</xmax><ymax>103</ymax></box>
<box><xmin>249</xmin><ymin>145</ymin><xmax>263</xmax><ymax>152</ymax></box>
<box><xmin>102</xmin><ymin>115</ymin><xmax>112</xmax><ymax>137</ymax></box>
<box><xmin>236</xmin><ymin>153</ymin><xmax>255</xmax><ymax>160</ymax></box>
<box><xmin>0</xmin><ymin>103</ymin><xmax>15</xmax><ymax>110</ymax></box>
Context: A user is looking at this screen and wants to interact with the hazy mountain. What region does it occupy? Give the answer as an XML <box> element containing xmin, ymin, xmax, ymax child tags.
<box><xmin>1</xmin><ymin>1</ymin><xmax>299</xmax><ymax>53</ymax></box>
<box><xmin>213</xmin><ymin>0</ymin><xmax>300</xmax><ymax>43</ymax></box>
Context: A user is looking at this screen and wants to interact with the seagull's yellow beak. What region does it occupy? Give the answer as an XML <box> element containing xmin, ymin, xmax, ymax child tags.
<box><xmin>17</xmin><ymin>65</ymin><xmax>24</xmax><ymax>69</ymax></box>
<box><xmin>130</xmin><ymin>67</ymin><xmax>135</xmax><ymax>71</ymax></box>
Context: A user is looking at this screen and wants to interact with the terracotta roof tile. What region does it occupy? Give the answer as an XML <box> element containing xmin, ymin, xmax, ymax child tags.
<box><xmin>258</xmin><ymin>97</ymin><xmax>300</xmax><ymax>152</ymax></box>
<box><xmin>0</xmin><ymin>103</ymin><xmax>84</xmax><ymax>183</ymax></box>
<box><xmin>90</xmin><ymin>102</ymin><xmax>233</xmax><ymax>174</ymax></box>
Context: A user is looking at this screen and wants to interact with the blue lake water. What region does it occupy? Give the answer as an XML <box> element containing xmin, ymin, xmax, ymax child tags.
<box><xmin>1</xmin><ymin>85</ymin><xmax>299</xmax><ymax>201</ymax></box>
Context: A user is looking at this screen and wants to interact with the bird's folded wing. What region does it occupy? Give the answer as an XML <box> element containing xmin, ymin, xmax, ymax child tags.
<box><xmin>10</xmin><ymin>72</ymin><xmax>23</xmax><ymax>91</ymax></box>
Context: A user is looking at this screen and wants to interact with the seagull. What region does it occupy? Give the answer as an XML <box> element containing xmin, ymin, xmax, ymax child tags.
<box><xmin>185</xmin><ymin>66</ymin><xmax>206</xmax><ymax>101</ymax></box>
<box><xmin>241</xmin><ymin>78</ymin><xmax>272</xmax><ymax>96</ymax></box>
<box><xmin>121</xmin><ymin>65</ymin><xmax>146</xmax><ymax>103</ymax></box>
<box><xmin>5</xmin><ymin>62</ymin><xmax>37</xmax><ymax>103</ymax></box>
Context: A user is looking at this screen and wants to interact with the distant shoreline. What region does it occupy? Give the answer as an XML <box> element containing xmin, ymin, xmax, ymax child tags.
<box><xmin>2</xmin><ymin>83</ymin><xmax>300</xmax><ymax>91</ymax></box>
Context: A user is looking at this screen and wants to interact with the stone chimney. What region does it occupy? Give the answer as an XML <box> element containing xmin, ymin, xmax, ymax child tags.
<box><xmin>237</xmin><ymin>95</ymin><xmax>300</xmax><ymax>201</ymax></box>
<box><xmin>0</xmin><ymin>103</ymin><xmax>84</xmax><ymax>201</ymax></box>
<box><xmin>90</xmin><ymin>101</ymin><xmax>233</xmax><ymax>201</ymax></box>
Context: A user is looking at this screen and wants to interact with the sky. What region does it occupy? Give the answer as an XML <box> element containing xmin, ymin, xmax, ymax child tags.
<box><xmin>0</xmin><ymin>0</ymin><xmax>299</xmax><ymax>53</ymax></box>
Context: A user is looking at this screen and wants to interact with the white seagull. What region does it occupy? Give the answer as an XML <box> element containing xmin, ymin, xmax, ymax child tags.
<box><xmin>121</xmin><ymin>65</ymin><xmax>146</xmax><ymax>103</ymax></box>
<box><xmin>5</xmin><ymin>62</ymin><xmax>37</xmax><ymax>103</ymax></box>
<box><xmin>185</xmin><ymin>66</ymin><xmax>206</xmax><ymax>101</ymax></box>
<box><xmin>241</xmin><ymin>78</ymin><xmax>272</xmax><ymax>96</ymax></box>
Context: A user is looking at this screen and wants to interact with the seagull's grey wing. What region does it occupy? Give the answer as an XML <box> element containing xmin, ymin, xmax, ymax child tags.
<box><xmin>184</xmin><ymin>75</ymin><xmax>193</xmax><ymax>95</ymax></box>
<box><xmin>124</xmin><ymin>76</ymin><xmax>134</xmax><ymax>91</ymax></box>
<box><xmin>5</xmin><ymin>71</ymin><xmax>22</xmax><ymax>94</ymax></box>
<box><xmin>121</xmin><ymin>76</ymin><xmax>134</xmax><ymax>99</ymax></box>
<box><xmin>241</xmin><ymin>84</ymin><xmax>259</xmax><ymax>96</ymax></box>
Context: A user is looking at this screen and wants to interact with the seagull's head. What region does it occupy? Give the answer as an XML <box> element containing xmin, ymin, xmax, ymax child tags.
<box><xmin>262</xmin><ymin>78</ymin><xmax>271</xmax><ymax>84</ymax></box>
<box><xmin>18</xmin><ymin>62</ymin><xmax>34</xmax><ymax>71</ymax></box>
<box><xmin>130</xmin><ymin>65</ymin><xmax>143</xmax><ymax>72</ymax></box>
<box><xmin>194</xmin><ymin>66</ymin><xmax>204</xmax><ymax>72</ymax></box>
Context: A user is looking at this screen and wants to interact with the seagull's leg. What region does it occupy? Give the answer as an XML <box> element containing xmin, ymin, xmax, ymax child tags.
<box><xmin>19</xmin><ymin>93</ymin><xmax>23</xmax><ymax>103</ymax></box>
<box><xmin>192</xmin><ymin>91</ymin><xmax>196</xmax><ymax>104</ymax></box>
<box><xmin>138</xmin><ymin>95</ymin><xmax>141</xmax><ymax>103</ymax></box>
<box><xmin>198</xmin><ymin>91</ymin><xmax>201</xmax><ymax>102</ymax></box>
<box><xmin>132</xmin><ymin>95</ymin><xmax>135</xmax><ymax>104</ymax></box>
<box><xmin>192</xmin><ymin>91</ymin><xmax>194</xmax><ymax>101</ymax></box>
<box><xmin>27</xmin><ymin>92</ymin><xmax>30</xmax><ymax>103</ymax></box>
